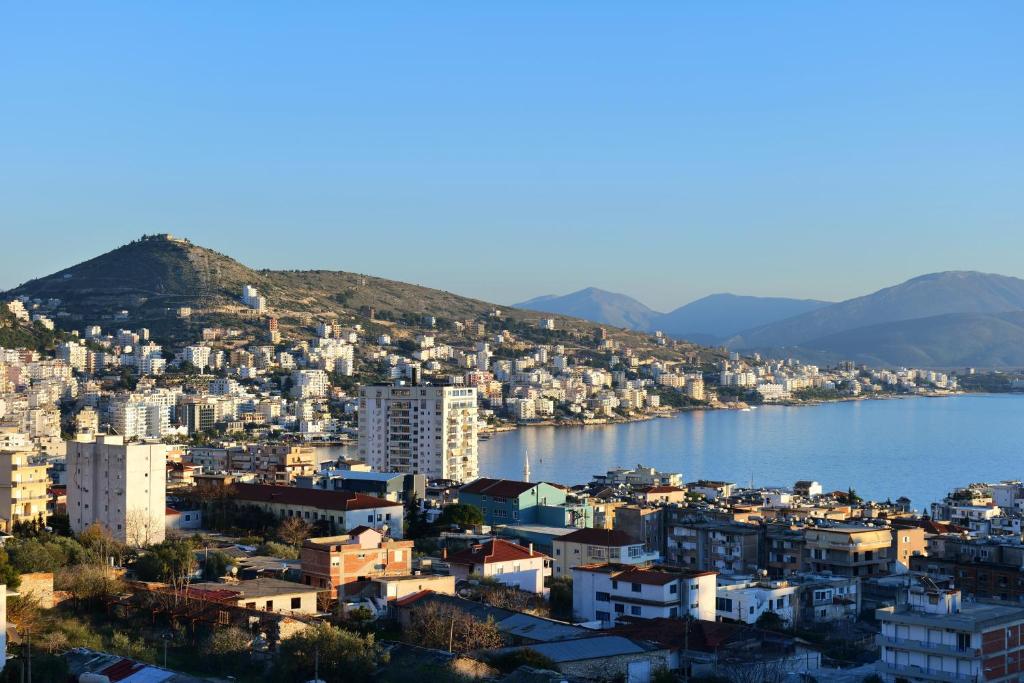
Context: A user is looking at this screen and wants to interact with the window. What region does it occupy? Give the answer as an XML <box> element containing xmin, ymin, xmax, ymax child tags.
<box><xmin>614</xmin><ymin>604</ymin><xmax>625</xmax><ymax>613</ymax></box>
<box><xmin>716</xmin><ymin>597</ymin><xmax>733</xmax><ymax>612</ymax></box>
<box><xmin>670</xmin><ymin>607</ymin><xmax>678</xmax><ymax>618</ymax></box>
<box><xmin>630</xmin><ymin>605</ymin><xmax>641</xmax><ymax>616</ymax></box>
<box><xmin>265</xmin><ymin>600</ymin><xmax>274</xmax><ymax>610</ymax></box>
<box><xmin>611</xmin><ymin>580</ymin><xmax>618</xmax><ymax>589</ymax></box>
<box><xmin>596</xmin><ymin>611</ymin><xmax>610</xmax><ymax>621</ymax></box>
<box><xmin>631</xmin><ymin>583</ymin><xmax>641</xmax><ymax>593</ymax></box>
<box><xmin>670</xmin><ymin>583</ymin><xmax>678</xmax><ymax>594</ymax></box>
<box><xmin>291</xmin><ymin>597</ymin><xmax>301</xmax><ymax>609</ymax></box>
<box><xmin>596</xmin><ymin>592</ymin><xmax>610</xmax><ymax>602</ymax></box>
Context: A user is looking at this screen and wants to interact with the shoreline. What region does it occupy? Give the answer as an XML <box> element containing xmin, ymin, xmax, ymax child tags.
<box><xmin>481</xmin><ymin>389</ymin><xmax>971</xmax><ymax>433</ymax></box>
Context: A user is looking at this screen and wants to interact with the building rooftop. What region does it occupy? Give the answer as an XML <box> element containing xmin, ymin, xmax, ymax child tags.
<box><xmin>188</xmin><ymin>577</ymin><xmax>316</xmax><ymax>600</ymax></box>
<box><xmin>556</xmin><ymin>527</ymin><xmax>641</xmax><ymax>547</ymax></box>
<box><xmin>460</xmin><ymin>477</ymin><xmax>538</xmax><ymax>497</ymax></box>
<box><xmin>573</xmin><ymin>562</ymin><xmax>716</xmax><ymax>585</ymax></box>
<box><xmin>494</xmin><ymin>635</ymin><xmax>659</xmax><ymax>663</ymax></box>
<box><xmin>446</xmin><ymin>538</ymin><xmax>549</xmax><ymax>565</ymax></box>
<box><xmin>879</xmin><ymin>600</ymin><xmax>1024</xmax><ymax>631</ymax></box>
<box><xmin>232</xmin><ymin>483</ymin><xmax>397</xmax><ymax>511</ymax></box>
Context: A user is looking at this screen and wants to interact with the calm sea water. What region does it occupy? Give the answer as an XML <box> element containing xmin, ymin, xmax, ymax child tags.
<box><xmin>478</xmin><ymin>394</ymin><xmax>1024</xmax><ymax>512</ymax></box>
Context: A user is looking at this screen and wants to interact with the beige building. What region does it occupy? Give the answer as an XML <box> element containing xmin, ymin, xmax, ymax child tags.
<box><xmin>66</xmin><ymin>434</ymin><xmax>168</xmax><ymax>546</ymax></box>
<box><xmin>804</xmin><ymin>525</ymin><xmax>892</xmax><ymax>577</ymax></box>
<box><xmin>188</xmin><ymin>578</ymin><xmax>319</xmax><ymax>615</ymax></box>
<box><xmin>0</xmin><ymin>429</ymin><xmax>48</xmax><ymax>531</ymax></box>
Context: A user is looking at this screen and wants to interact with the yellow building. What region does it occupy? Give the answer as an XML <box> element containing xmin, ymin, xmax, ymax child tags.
<box><xmin>804</xmin><ymin>525</ymin><xmax>892</xmax><ymax>577</ymax></box>
<box><xmin>0</xmin><ymin>448</ymin><xmax>50</xmax><ymax>531</ymax></box>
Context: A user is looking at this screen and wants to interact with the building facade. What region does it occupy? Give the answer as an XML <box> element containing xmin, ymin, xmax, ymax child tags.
<box><xmin>358</xmin><ymin>384</ymin><xmax>478</xmax><ymax>481</ymax></box>
<box><xmin>66</xmin><ymin>435</ymin><xmax>168</xmax><ymax>546</ymax></box>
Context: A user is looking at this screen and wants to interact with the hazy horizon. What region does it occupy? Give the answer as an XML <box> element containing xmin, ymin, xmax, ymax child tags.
<box><xmin>3</xmin><ymin>3</ymin><xmax>1022</xmax><ymax>310</ymax></box>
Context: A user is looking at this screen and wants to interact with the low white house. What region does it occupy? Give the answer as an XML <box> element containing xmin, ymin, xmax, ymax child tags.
<box><xmin>572</xmin><ymin>563</ymin><xmax>717</xmax><ymax>626</ymax></box>
<box><xmin>715</xmin><ymin>578</ymin><xmax>798</xmax><ymax>625</ymax></box>
<box><xmin>446</xmin><ymin>539</ymin><xmax>551</xmax><ymax>594</ymax></box>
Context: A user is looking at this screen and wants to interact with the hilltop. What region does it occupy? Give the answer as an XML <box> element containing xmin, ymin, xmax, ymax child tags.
<box><xmin>3</xmin><ymin>235</ymin><xmax>717</xmax><ymax>361</ymax></box>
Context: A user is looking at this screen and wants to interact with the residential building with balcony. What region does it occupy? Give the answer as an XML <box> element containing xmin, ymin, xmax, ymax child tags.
<box><xmin>876</xmin><ymin>579</ymin><xmax>1024</xmax><ymax>682</ymax></box>
<box><xmin>551</xmin><ymin>527</ymin><xmax>659</xmax><ymax>576</ymax></box>
<box><xmin>358</xmin><ymin>384</ymin><xmax>478</xmax><ymax>481</ymax></box>
<box><xmin>716</xmin><ymin>578</ymin><xmax>799</xmax><ymax>626</ymax></box>
<box><xmin>803</xmin><ymin>525</ymin><xmax>891</xmax><ymax>577</ymax></box>
<box><xmin>665</xmin><ymin>513</ymin><xmax>763</xmax><ymax>575</ymax></box>
<box><xmin>0</xmin><ymin>446</ymin><xmax>49</xmax><ymax>531</ymax></box>
<box><xmin>572</xmin><ymin>563</ymin><xmax>717</xmax><ymax>626</ymax></box>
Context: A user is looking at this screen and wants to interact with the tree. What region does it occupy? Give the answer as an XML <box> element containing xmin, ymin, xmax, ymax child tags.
<box><xmin>0</xmin><ymin>547</ymin><xmax>21</xmax><ymax>589</ymax></box>
<box><xmin>434</xmin><ymin>504</ymin><xmax>483</xmax><ymax>529</ymax></box>
<box><xmin>404</xmin><ymin>493</ymin><xmax>431</xmax><ymax>539</ymax></box>
<box><xmin>56</xmin><ymin>563</ymin><xmax>126</xmax><ymax>604</ymax></box>
<box><xmin>276</xmin><ymin>517</ymin><xmax>313</xmax><ymax>547</ymax></box>
<box><xmin>548</xmin><ymin>576</ymin><xmax>573</xmax><ymax>621</ymax></box>
<box><xmin>487</xmin><ymin>648</ymin><xmax>558</xmax><ymax>674</ymax></box>
<box><xmin>755</xmin><ymin>610</ymin><xmax>787</xmax><ymax>632</ymax></box>
<box><xmin>256</xmin><ymin>541</ymin><xmax>299</xmax><ymax>560</ymax></box>
<box><xmin>847</xmin><ymin>487</ymin><xmax>863</xmax><ymax>504</ymax></box>
<box><xmin>273</xmin><ymin>623</ymin><xmax>386</xmax><ymax>683</ymax></box>
<box><xmin>133</xmin><ymin>539</ymin><xmax>198</xmax><ymax>599</ymax></box>
<box><xmin>204</xmin><ymin>625</ymin><xmax>254</xmax><ymax>672</ymax></box>
<box><xmin>476</xmin><ymin>579</ymin><xmax>532</xmax><ymax>612</ymax></box>
<box><xmin>202</xmin><ymin>550</ymin><xmax>232</xmax><ymax>580</ymax></box>
<box><xmin>404</xmin><ymin>602</ymin><xmax>504</xmax><ymax>653</ymax></box>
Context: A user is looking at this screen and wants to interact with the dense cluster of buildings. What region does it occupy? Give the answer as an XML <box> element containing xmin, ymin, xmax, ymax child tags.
<box><xmin>0</xmin><ymin>282</ymin><xmax>1006</xmax><ymax>682</ymax></box>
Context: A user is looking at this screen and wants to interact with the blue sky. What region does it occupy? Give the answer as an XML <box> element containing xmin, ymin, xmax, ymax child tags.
<box><xmin>2</xmin><ymin>3</ymin><xmax>1022</xmax><ymax>311</ymax></box>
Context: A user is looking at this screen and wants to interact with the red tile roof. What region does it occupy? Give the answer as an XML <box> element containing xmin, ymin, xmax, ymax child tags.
<box><xmin>640</xmin><ymin>486</ymin><xmax>685</xmax><ymax>494</ymax></box>
<box><xmin>557</xmin><ymin>528</ymin><xmax>640</xmax><ymax>547</ymax></box>
<box><xmin>447</xmin><ymin>538</ymin><xmax>549</xmax><ymax>566</ymax></box>
<box><xmin>395</xmin><ymin>589</ymin><xmax>434</xmax><ymax>607</ymax></box>
<box><xmin>459</xmin><ymin>478</ymin><xmax>537</xmax><ymax>497</ymax></box>
<box><xmin>233</xmin><ymin>483</ymin><xmax>397</xmax><ymax>512</ymax></box>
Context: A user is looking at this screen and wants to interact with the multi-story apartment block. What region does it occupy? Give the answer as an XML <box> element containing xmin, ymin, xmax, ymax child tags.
<box><xmin>300</xmin><ymin>527</ymin><xmax>413</xmax><ymax>598</ymax></box>
<box><xmin>911</xmin><ymin>538</ymin><xmax>1024</xmax><ymax>602</ymax></box>
<box><xmin>765</xmin><ymin>524</ymin><xmax>806</xmax><ymax>578</ymax></box>
<box><xmin>551</xmin><ymin>527</ymin><xmax>659</xmax><ymax>576</ymax></box>
<box><xmin>876</xmin><ymin>579</ymin><xmax>1024</xmax><ymax>682</ymax></box>
<box><xmin>790</xmin><ymin>573</ymin><xmax>861</xmax><ymax>623</ymax></box>
<box><xmin>665</xmin><ymin>513</ymin><xmax>763</xmax><ymax>575</ymax></box>
<box><xmin>572</xmin><ymin>563</ymin><xmax>717</xmax><ymax>625</ymax></box>
<box><xmin>358</xmin><ymin>383</ymin><xmax>478</xmax><ymax>481</ymax></box>
<box><xmin>0</xmin><ymin>434</ymin><xmax>49</xmax><ymax>531</ymax></box>
<box><xmin>66</xmin><ymin>434</ymin><xmax>168</xmax><ymax>546</ymax></box>
<box><xmin>804</xmin><ymin>525</ymin><xmax>892</xmax><ymax>577</ymax></box>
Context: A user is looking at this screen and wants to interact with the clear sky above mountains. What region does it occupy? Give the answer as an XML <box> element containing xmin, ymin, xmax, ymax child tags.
<box><xmin>2</xmin><ymin>3</ymin><xmax>1022</xmax><ymax>310</ymax></box>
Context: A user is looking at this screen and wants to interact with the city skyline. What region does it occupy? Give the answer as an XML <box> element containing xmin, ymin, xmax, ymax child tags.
<box><xmin>3</xmin><ymin>3</ymin><xmax>1023</xmax><ymax>310</ymax></box>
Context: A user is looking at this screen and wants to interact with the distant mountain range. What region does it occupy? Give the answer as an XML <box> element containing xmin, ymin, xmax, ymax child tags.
<box><xmin>518</xmin><ymin>271</ymin><xmax>1024</xmax><ymax>368</ymax></box>
<box><xmin>515</xmin><ymin>289</ymin><xmax>830</xmax><ymax>344</ymax></box>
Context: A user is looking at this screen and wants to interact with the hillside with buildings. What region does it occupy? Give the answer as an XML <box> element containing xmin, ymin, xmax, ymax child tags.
<box><xmin>3</xmin><ymin>234</ymin><xmax>716</xmax><ymax>363</ymax></box>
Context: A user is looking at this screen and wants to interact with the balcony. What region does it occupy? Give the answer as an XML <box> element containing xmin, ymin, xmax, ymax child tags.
<box><xmin>877</xmin><ymin>635</ymin><xmax>979</xmax><ymax>658</ymax></box>
<box><xmin>878</xmin><ymin>661</ymin><xmax>978</xmax><ymax>682</ymax></box>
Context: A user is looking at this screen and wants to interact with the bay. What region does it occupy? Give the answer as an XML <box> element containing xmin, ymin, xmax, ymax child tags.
<box><xmin>478</xmin><ymin>394</ymin><xmax>1024</xmax><ymax>512</ymax></box>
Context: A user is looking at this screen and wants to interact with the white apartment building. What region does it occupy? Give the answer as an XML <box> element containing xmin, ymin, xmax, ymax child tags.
<box><xmin>876</xmin><ymin>580</ymin><xmax>1024</xmax><ymax>683</ymax></box>
<box><xmin>716</xmin><ymin>578</ymin><xmax>799</xmax><ymax>626</ymax></box>
<box><xmin>66</xmin><ymin>434</ymin><xmax>169</xmax><ymax>546</ymax></box>
<box><xmin>572</xmin><ymin>563</ymin><xmax>717</xmax><ymax>626</ymax></box>
<box><xmin>358</xmin><ymin>383</ymin><xmax>478</xmax><ymax>481</ymax></box>
<box><xmin>291</xmin><ymin>369</ymin><xmax>330</xmax><ymax>399</ymax></box>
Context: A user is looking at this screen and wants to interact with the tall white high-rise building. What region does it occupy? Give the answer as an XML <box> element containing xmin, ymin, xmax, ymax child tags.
<box><xmin>66</xmin><ymin>434</ymin><xmax>168</xmax><ymax>546</ymax></box>
<box><xmin>358</xmin><ymin>383</ymin><xmax>478</xmax><ymax>482</ymax></box>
